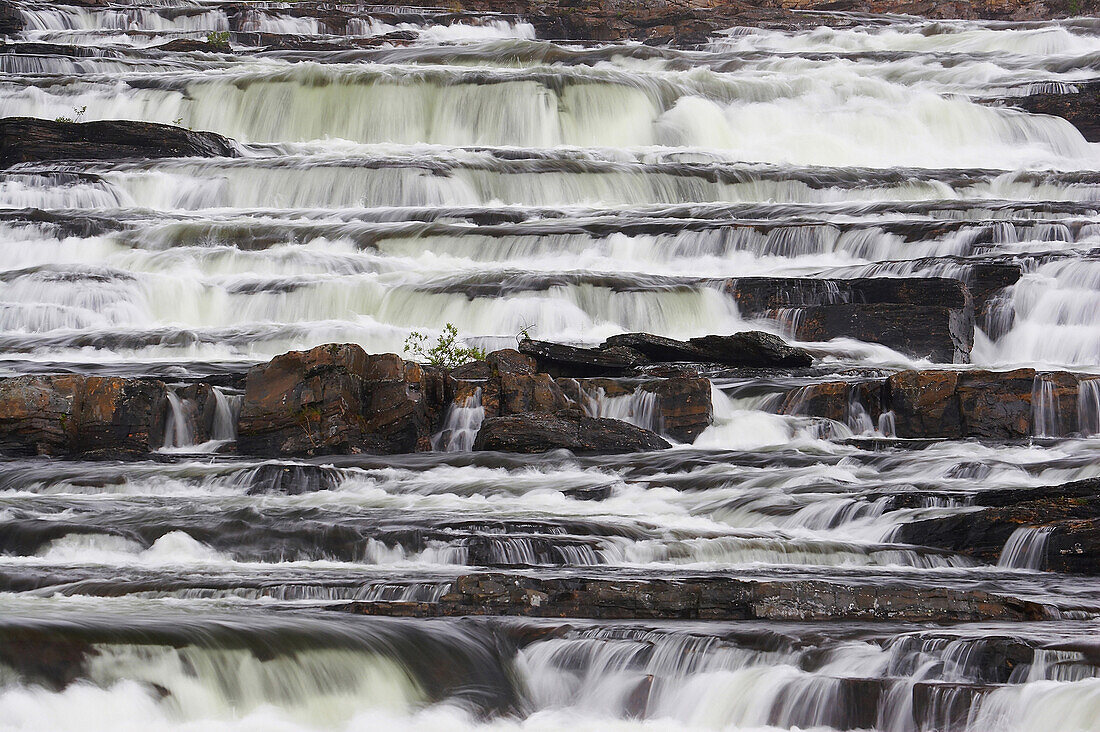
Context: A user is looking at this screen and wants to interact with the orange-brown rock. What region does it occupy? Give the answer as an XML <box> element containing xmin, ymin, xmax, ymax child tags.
<box><xmin>237</xmin><ymin>344</ymin><xmax>435</xmax><ymax>456</ymax></box>
<box><xmin>0</xmin><ymin>375</ymin><xmax>166</xmax><ymax>457</ymax></box>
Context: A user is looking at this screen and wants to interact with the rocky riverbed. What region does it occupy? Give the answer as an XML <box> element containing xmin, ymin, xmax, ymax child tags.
<box><xmin>2</xmin><ymin>2</ymin><xmax>1100</xmax><ymax>731</ymax></box>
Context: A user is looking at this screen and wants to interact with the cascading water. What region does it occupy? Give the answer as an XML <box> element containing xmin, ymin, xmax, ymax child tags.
<box><xmin>3</xmin><ymin>3</ymin><xmax>1100</xmax><ymax>732</ymax></box>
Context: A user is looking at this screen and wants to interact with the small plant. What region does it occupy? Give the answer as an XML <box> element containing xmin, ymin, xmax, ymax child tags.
<box><xmin>404</xmin><ymin>323</ymin><xmax>487</xmax><ymax>369</ymax></box>
<box><xmin>55</xmin><ymin>105</ymin><xmax>86</xmax><ymax>124</ymax></box>
<box><xmin>206</xmin><ymin>30</ymin><xmax>231</xmax><ymax>51</ymax></box>
<box><xmin>515</xmin><ymin>321</ymin><xmax>536</xmax><ymax>346</ymax></box>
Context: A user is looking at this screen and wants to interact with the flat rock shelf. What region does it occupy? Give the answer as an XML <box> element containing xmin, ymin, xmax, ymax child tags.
<box><xmin>1</xmin><ymin>2</ymin><xmax>1100</xmax><ymax>732</ymax></box>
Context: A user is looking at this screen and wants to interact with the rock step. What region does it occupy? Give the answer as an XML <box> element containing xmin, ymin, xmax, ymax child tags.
<box><xmin>779</xmin><ymin>368</ymin><xmax>1100</xmax><ymax>440</ymax></box>
<box><xmin>893</xmin><ymin>478</ymin><xmax>1100</xmax><ymax>574</ymax></box>
<box><xmin>0</xmin><ymin>118</ymin><xmax>236</xmax><ymax>167</ymax></box>
<box><xmin>0</xmin><ymin>342</ymin><xmax>713</xmax><ymax>457</ymax></box>
<box><xmin>336</xmin><ymin>572</ymin><xmax>1051</xmax><ymax>622</ymax></box>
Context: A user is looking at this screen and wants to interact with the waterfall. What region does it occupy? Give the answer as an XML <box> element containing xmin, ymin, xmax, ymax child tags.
<box><xmin>6</xmin><ymin>5</ymin><xmax>1100</xmax><ymax>731</ymax></box>
<box><xmin>432</xmin><ymin>388</ymin><xmax>485</xmax><ymax>452</ymax></box>
<box><xmin>210</xmin><ymin>387</ymin><xmax>240</xmax><ymax>442</ymax></box>
<box><xmin>1078</xmin><ymin>379</ymin><xmax>1100</xmax><ymax>436</ymax></box>
<box><xmin>161</xmin><ymin>390</ymin><xmax>196</xmax><ymax>449</ymax></box>
<box><xmin>998</xmin><ymin>526</ymin><xmax>1055</xmax><ymax>570</ymax></box>
<box><xmin>1031</xmin><ymin>375</ymin><xmax>1061</xmax><ymax>438</ymax></box>
<box><xmin>582</xmin><ymin>387</ymin><xmax>663</xmax><ymax>434</ymax></box>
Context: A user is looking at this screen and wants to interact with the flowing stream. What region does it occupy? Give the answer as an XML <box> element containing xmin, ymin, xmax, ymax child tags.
<box><xmin>3</xmin><ymin>3</ymin><xmax>1100</xmax><ymax>731</ymax></box>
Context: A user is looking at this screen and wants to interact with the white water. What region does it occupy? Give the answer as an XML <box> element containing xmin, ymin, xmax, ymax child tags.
<box><xmin>998</xmin><ymin>526</ymin><xmax>1056</xmax><ymax>570</ymax></box>
<box><xmin>4</xmin><ymin>5</ymin><xmax>1100</xmax><ymax>732</ymax></box>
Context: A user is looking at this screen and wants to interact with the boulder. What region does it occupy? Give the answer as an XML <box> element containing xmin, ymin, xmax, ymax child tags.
<box><xmin>518</xmin><ymin>338</ymin><xmax>646</xmax><ymax>377</ymax></box>
<box><xmin>0</xmin><ymin>118</ymin><xmax>236</xmax><ymax>167</ymax></box>
<box><xmin>602</xmin><ymin>332</ymin><xmax>703</xmax><ymax>362</ymax></box>
<box><xmin>0</xmin><ymin>375</ymin><xmax>166</xmax><ymax>457</ymax></box>
<box><xmin>688</xmin><ymin>332</ymin><xmax>814</xmax><ymax>368</ymax></box>
<box><xmin>237</xmin><ymin>344</ymin><xmax>435</xmax><ymax>456</ymax></box>
<box><xmin>603</xmin><ymin>331</ymin><xmax>814</xmax><ymax>369</ymax></box>
<box><xmin>473</xmin><ymin>412</ymin><xmax>671</xmax><ymax>454</ymax></box>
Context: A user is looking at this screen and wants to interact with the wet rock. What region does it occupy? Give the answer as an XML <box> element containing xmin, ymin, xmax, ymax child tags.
<box><xmin>518</xmin><ymin>338</ymin><xmax>647</xmax><ymax>377</ymax></box>
<box><xmin>602</xmin><ymin>331</ymin><xmax>813</xmax><ymax>369</ymax></box>
<box><xmin>1006</xmin><ymin>81</ymin><xmax>1100</xmax><ymax>142</ymax></box>
<box><xmin>486</xmin><ymin>348</ymin><xmax>537</xmax><ymax>375</ymax></box>
<box><xmin>473</xmin><ymin>412</ymin><xmax>671</xmax><ymax>454</ymax></box>
<box><xmin>895</xmin><ymin>478</ymin><xmax>1100</xmax><ymax>572</ymax></box>
<box><xmin>0</xmin><ymin>375</ymin><xmax>166</xmax><ymax>457</ymax></box>
<box><xmin>688</xmin><ymin>332</ymin><xmax>814</xmax><ymax>368</ymax></box>
<box><xmin>562</xmin><ymin>375</ymin><xmax>713</xmax><ymax>442</ymax></box>
<box><xmin>602</xmin><ymin>332</ymin><xmax>704</xmax><ymax>363</ymax></box>
<box><xmin>727</xmin><ymin>277</ymin><xmax>973</xmax><ymax>363</ymax></box>
<box><xmin>785</xmin><ymin>369</ymin><xmax>1088</xmax><ymax>439</ymax></box>
<box><xmin>499</xmin><ymin>372</ymin><xmax>576</xmax><ymax>415</ymax></box>
<box><xmin>337</xmin><ymin>572</ymin><xmax>1049</xmax><ymax>622</ymax></box>
<box><xmin>241</xmin><ymin>463</ymin><xmax>344</xmax><ymax>495</ymax></box>
<box><xmin>562</xmin><ymin>484</ymin><xmax>612</xmax><ymax>501</ymax></box>
<box><xmin>0</xmin><ymin>118</ymin><xmax>236</xmax><ymax>167</ymax></box>
<box><xmin>237</xmin><ymin>344</ymin><xmax>435</xmax><ymax>456</ymax></box>
<box><xmin>0</xmin><ymin>628</ymin><xmax>95</xmax><ymax>691</ymax></box>
<box><xmin>967</xmin><ymin>262</ymin><xmax>1024</xmax><ymax>324</ymax></box>
<box><xmin>0</xmin><ymin>0</ymin><xmax>22</xmax><ymax>35</ymax></box>
<box><xmin>798</xmin><ymin>303</ymin><xmax>972</xmax><ymax>363</ymax></box>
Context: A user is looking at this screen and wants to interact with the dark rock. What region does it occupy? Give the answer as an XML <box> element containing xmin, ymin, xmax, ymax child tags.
<box><xmin>796</xmin><ymin>303</ymin><xmax>972</xmax><ymax>363</ymax></box>
<box><xmin>967</xmin><ymin>262</ymin><xmax>1023</xmax><ymax>324</ymax></box>
<box><xmin>0</xmin><ymin>0</ymin><xmax>22</xmax><ymax>35</ymax></box>
<box><xmin>602</xmin><ymin>332</ymin><xmax>704</xmax><ymax>362</ymax></box>
<box><xmin>895</xmin><ymin>478</ymin><xmax>1100</xmax><ymax>572</ymax></box>
<box><xmin>0</xmin><ymin>628</ymin><xmax>95</xmax><ymax>692</ymax></box>
<box><xmin>562</xmin><ymin>484</ymin><xmax>612</xmax><ymax>501</ymax></box>
<box><xmin>727</xmin><ymin>277</ymin><xmax>973</xmax><ymax>363</ymax></box>
<box><xmin>336</xmin><ymin>572</ymin><xmax>1049</xmax><ymax>622</ymax></box>
<box><xmin>242</xmin><ymin>463</ymin><xmax>344</xmax><ymax>495</ymax></box>
<box><xmin>603</xmin><ymin>330</ymin><xmax>813</xmax><ymax>369</ymax></box>
<box><xmin>473</xmin><ymin>412</ymin><xmax>671</xmax><ymax>454</ymax></box>
<box><xmin>518</xmin><ymin>338</ymin><xmax>646</xmax><ymax>377</ymax></box>
<box><xmin>1006</xmin><ymin>81</ymin><xmax>1100</xmax><ymax>142</ymax></box>
<box><xmin>0</xmin><ymin>118</ymin><xmax>236</xmax><ymax>167</ymax></box>
<box><xmin>688</xmin><ymin>332</ymin><xmax>814</xmax><ymax>368</ymax></box>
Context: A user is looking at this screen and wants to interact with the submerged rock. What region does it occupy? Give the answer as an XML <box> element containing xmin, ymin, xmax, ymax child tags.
<box><xmin>473</xmin><ymin>412</ymin><xmax>671</xmax><ymax>454</ymax></box>
<box><xmin>0</xmin><ymin>118</ymin><xmax>236</xmax><ymax>167</ymax></box>
<box><xmin>241</xmin><ymin>463</ymin><xmax>344</xmax><ymax>495</ymax></box>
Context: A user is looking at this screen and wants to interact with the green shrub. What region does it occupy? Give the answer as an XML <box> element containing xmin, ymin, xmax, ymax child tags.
<box><xmin>404</xmin><ymin>323</ymin><xmax>487</xmax><ymax>369</ymax></box>
<box><xmin>206</xmin><ymin>31</ymin><xmax>231</xmax><ymax>50</ymax></box>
